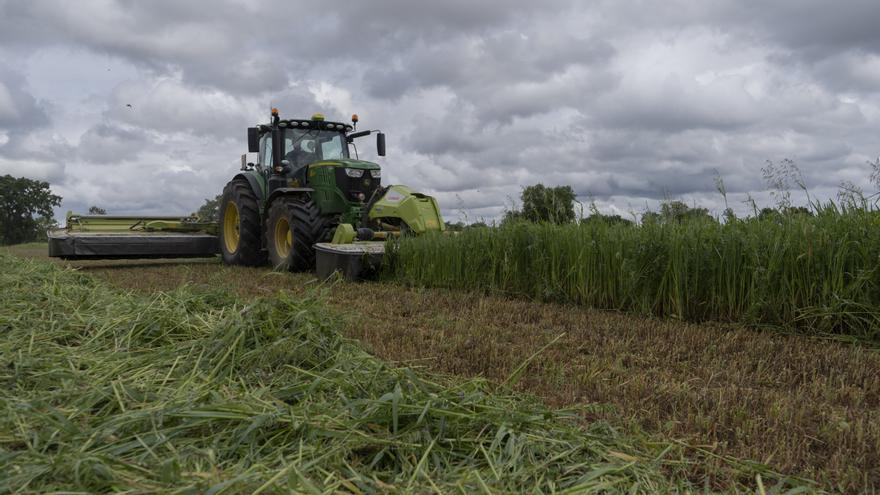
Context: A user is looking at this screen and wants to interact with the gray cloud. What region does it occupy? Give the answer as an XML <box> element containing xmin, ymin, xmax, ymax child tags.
<box><xmin>0</xmin><ymin>0</ymin><xmax>879</xmax><ymax>222</ymax></box>
<box><xmin>76</xmin><ymin>123</ymin><xmax>153</xmax><ymax>164</ymax></box>
<box><xmin>0</xmin><ymin>64</ymin><xmax>48</xmax><ymax>131</ymax></box>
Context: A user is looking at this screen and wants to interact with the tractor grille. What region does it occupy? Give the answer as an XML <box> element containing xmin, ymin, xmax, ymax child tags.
<box><xmin>335</xmin><ymin>168</ymin><xmax>381</xmax><ymax>203</ymax></box>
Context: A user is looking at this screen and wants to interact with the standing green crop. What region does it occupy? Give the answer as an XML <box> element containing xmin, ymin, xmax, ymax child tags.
<box><xmin>390</xmin><ymin>204</ymin><xmax>880</xmax><ymax>339</ymax></box>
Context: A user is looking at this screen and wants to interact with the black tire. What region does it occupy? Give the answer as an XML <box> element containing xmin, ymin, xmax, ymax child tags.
<box><xmin>219</xmin><ymin>178</ymin><xmax>265</xmax><ymax>266</ymax></box>
<box><xmin>266</xmin><ymin>197</ymin><xmax>335</xmax><ymax>272</ymax></box>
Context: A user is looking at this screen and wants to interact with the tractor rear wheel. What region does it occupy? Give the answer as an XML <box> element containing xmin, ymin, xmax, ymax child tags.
<box><xmin>266</xmin><ymin>197</ymin><xmax>333</xmax><ymax>272</ymax></box>
<box><xmin>219</xmin><ymin>178</ymin><xmax>264</xmax><ymax>266</ymax></box>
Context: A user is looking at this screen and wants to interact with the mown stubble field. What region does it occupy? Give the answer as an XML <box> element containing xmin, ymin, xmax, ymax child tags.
<box><xmin>6</xmin><ymin>243</ymin><xmax>879</xmax><ymax>493</ymax></box>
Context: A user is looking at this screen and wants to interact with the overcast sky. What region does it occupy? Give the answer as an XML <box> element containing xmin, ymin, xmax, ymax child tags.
<box><xmin>1</xmin><ymin>0</ymin><xmax>879</xmax><ymax>222</ymax></box>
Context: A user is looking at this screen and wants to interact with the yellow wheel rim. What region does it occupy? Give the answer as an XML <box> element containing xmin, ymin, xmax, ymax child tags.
<box><xmin>223</xmin><ymin>201</ymin><xmax>240</xmax><ymax>254</ymax></box>
<box><xmin>274</xmin><ymin>216</ymin><xmax>292</xmax><ymax>259</ymax></box>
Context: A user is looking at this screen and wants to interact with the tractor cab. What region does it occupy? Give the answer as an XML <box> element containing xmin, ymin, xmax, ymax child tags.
<box><xmin>267</xmin><ymin>122</ymin><xmax>349</xmax><ymax>169</ymax></box>
<box><xmin>247</xmin><ymin>111</ymin><xmax>386</xmax><ymax>204</ymax></box>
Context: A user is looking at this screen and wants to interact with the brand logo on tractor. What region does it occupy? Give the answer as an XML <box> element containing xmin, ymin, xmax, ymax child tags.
<box><xmin>384</xmin><ymin>191</ymin><xmax>404</xmax><ymax>203</ymax></box>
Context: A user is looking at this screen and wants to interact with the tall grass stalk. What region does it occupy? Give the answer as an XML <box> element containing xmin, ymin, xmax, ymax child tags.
<box><xmin>390</xmin><ymin>204</ymin><xmax>880</xmax><ymax>339</ymax></box>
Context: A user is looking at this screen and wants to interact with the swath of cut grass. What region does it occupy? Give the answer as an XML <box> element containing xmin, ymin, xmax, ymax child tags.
<box><xmin>0</xmin><ymin>254</ymin><xmax>817</xmax><ymax>493</ymax></box>
<box><xmin>390</xmin><ymin>204</ymin><xmax>880</xmax><ymax>339</ymax></box>
<box><xmin>5</xmin><ymin>242</ymin><xmax>876</xmax><ymax>491</ymax></box>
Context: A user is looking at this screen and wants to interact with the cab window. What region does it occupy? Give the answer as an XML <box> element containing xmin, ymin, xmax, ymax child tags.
<box><xmin>320</xmin><ymin>135</ymin><xmax>344</xmax><ymax>159</ymax></box>
<box><xmin>260</xmin><ymin>135</ymin><xmax>273</xmax><ymax>168</ymax></box>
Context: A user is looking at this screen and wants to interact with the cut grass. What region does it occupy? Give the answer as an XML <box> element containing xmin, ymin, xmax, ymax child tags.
<box><xmin>0</xmin><ymin>253</ymin><xmax>817</xmax><ymax>493</ymax></box>
<box><xmin>6</xmin><ymin>243</ymin><xmax>879</xmax><ymax>492</ymax></box>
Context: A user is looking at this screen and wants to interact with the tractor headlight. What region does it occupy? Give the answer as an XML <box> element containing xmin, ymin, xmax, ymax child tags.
<box><xmin>345</xmin><ymin>168</ymin><xmax>364</xmax><ymax>178</ymax></box>
<box><xmin>370</xmin><ymin>169</ymin><xmax>381</xmax><ymax>179</ymax></box>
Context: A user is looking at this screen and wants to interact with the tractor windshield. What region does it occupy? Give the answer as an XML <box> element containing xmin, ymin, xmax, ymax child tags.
<box><xmin>282</xmin><ymin>128</ymin><xmax>348</xmax><ymax>168</ymax></box>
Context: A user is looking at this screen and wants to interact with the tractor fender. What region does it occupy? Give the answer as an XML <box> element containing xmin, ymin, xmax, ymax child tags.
<box><xmin>266</xmin><ymin>187</ymin><xmax>314</xmax><ymax>206</ymax></box>
<box><xmin>233</xmin><ymin>172</ymin><xmax>267</xmax><ymax>204</ymax></box>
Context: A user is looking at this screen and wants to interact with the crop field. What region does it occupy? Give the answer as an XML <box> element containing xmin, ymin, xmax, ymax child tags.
<box><xmin>392</xmin><ymin>206</ymin><xmax>880</xmax><ymax>339</ymax></box>
<box><xmin>2</xmin><ymin>240</ymin><xmax>879</xmax><ymax>493</ymax></box>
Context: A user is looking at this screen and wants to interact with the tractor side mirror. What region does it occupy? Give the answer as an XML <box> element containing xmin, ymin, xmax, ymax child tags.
<box><xmin>346</xmin><ymin>130</ymin><xmax>370</xmax><ymax>143</ymax></box>
<box><xmin>247</xmin><ymin>127</ymin><xmax>259</xmax><ymax>153</ymax></box>
<box><xmin>377</xmin><ymin>132</ymin><xmax>386</xmax><ymax>156</ymax></box>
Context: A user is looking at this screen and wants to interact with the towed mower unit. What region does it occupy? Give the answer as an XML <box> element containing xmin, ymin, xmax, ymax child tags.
<box><xmin>48</xmin><ymin>214</ymin><xmax>219</xmax><ymax>260</ymax></box>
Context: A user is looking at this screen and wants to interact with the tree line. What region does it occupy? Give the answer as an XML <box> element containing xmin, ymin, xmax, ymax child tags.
<box><xmin>0</xmin><ymin>173</ymin><xmax>823</xmax><ymax>246</ymax></box>
<box><xmin>455</xmin><ymin>182</ymin><xmax>817</xmax><ymax>229</ymax></box>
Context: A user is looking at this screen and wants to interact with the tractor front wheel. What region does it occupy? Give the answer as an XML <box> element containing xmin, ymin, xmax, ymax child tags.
<box><xmin>266</xmin><ymin>197</ymin><xmax>332</xmax><ymax>272</ymax></box>
<box><xmin>219</xmin><ymin>178</ymin><xmax>264</xmax><ymax>266</ymax></box>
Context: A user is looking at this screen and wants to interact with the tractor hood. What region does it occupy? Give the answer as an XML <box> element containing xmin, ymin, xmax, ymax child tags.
<box><xmin>308</xmin><ymin>158</ymin><xmax>380</xmax><ymax>170</ymax></box>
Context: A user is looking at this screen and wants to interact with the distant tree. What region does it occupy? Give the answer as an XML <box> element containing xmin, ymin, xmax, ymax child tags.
<box><xmin>784</xmin><ymin>206</ymin><xmax>813</xmax><ymax>217</ymax></box>
<box><xmin>580</xmin><ymin>213</ymin><xmax>633</xmax><ymax>226</ymax></box>
<box><xmin>642</xmin><ymin>200</ymin><xmax>712</xmax><ymax>225</ymax></box>
<box><xmin>641</xmin><ymin>211</ymin><xmax>661</xmax><ymax>225</ymax></box>
<box><xmin>660</xmin><ymin>200</ymin><xmax>711</xmax><ymax>223</ymax></box>
<box><xmin>88</xmin><ymin>206</ymin><xmax>107</xmax><ymax>215</ymax></box>
<box><xmin>34</xmin><ymin>216</ymin><xmax>59</xmax><ymax>242</ymax></box>
<box><xmin>445</xmin><ymin>221</ymin><xmax>466</xmax><ymax>232</ymax></box>
<box><xmin>0</xmin><ymin>175</ymin><xmax>62</xmax><ymax>245</ymax></box>
<box><xmin>501</xmin><ymin>209</ymin><xmax>525</xmax><ymax>226</ymax></box>
<box><xmin>194</xmin><ymin>194</ymin><xmax>223</xmax><ymax>222</ymax></box>
<box><xmin>722</xmin><ymin>207</ymin><xmax>737</xmax><ymax>224</ymax></box>
<box><xmin>446</xmin><ymin>220</ymin><xmax>490</xmax><ymax>231</ymax></box>
<box><xmin>522</xmin><ymin>184</ymin><xmax>576</xmax><ymax>224</ymax></box>
<box><xmin>504</xmin><ymin>184</ymin><xmax>576</xmax><ymax>225</ymax></box>
<box><xmin>758</xmin><ymin>205</ymin><xmax>812</xmax><ymax>221</ymax></box>
<box><xmin>758</xmin><ymin>207</ymin><xmax>779</xmax><ymax>221</ymax></box>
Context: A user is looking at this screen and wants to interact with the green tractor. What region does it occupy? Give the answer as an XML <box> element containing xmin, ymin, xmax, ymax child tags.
<box><xmin>219</xmin><ymin>109</ymin><xmax>444</xmax><ymax>274</ymax></box>
<box><xmin>48</xmin><ymin>109</ymin><xmax>445</xmax><ymax>279</ymax></box>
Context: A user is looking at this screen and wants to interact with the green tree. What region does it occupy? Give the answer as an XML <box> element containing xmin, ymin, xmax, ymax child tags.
<box><xmin>0</xmin><ymin>175</ymin><xmax>62</xmax><ymax>245</ymax></box>
<box><xmin>758</xmin><ymin>205</ymin><xmax>812</xmax><ymax>221</ymax></box>
<box><xmin>88</xmin><ymin>206</ymin><xmax>107</xmax><ymax>215</ymax></box>
<box><xmin>445</xmin><ymin>221</ymin><xmax>466</xmax><ymax>232</ymax></box>
<box><xmin>660</xmin><ymin>200</ymin><xmax>711</xmax><ymax>223</ymax></box>
<box><xmin>501</xmin><ymin>209</ymin><xmax>524</xmax><ymax>226</ymax></box>
<box><xmin>641</xmin><ymin>211</ymin><xmax>661</xmax><ymax>225</ymax></box>
<box><xmin>784</xmin><ymin>206</ymin><xmax>813</xmax><ymax>217</ymax></box>
<box><xmin>514</xmin><ymin>184</ymin><xmax>576</xmax><ymax>224</ymax></box>
<box><xmin>581</xmin><ymin>213</ymin><xmax>633</xmax><ymax>226</ymax></box>
<box><xmin>758</xmin><ymin>207</ymin><xmax>779</xmax><ymax>221</ymax></box>
<box><xmin>34</xmin><ymin>216</ymin><xmax>59</xmax><ymax>242</ymax></box>
<box><xmin>642</xmin><ymin>200</ymin><xmax>712</xmax><ymax>225</ymax></box>
<box><xmin>446</xmin><ymin>220</ymin><xmax>491</xmax><ymax>231</ymax></box>
<box><xmin>194</xmin><ymin>194</ymin><xmax>223</xmax><ymax>222</ymax></box>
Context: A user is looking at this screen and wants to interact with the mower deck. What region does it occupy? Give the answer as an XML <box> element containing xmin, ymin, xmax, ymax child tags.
<box><xmin>48</xmin><ymin>230</ymin><xmax>219</xmax><ymax>260</ymax></box>
<box><xmin>314</xmin><ymin>242</ymin><xmax>385</xmax><ymax>281</ymax></box>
